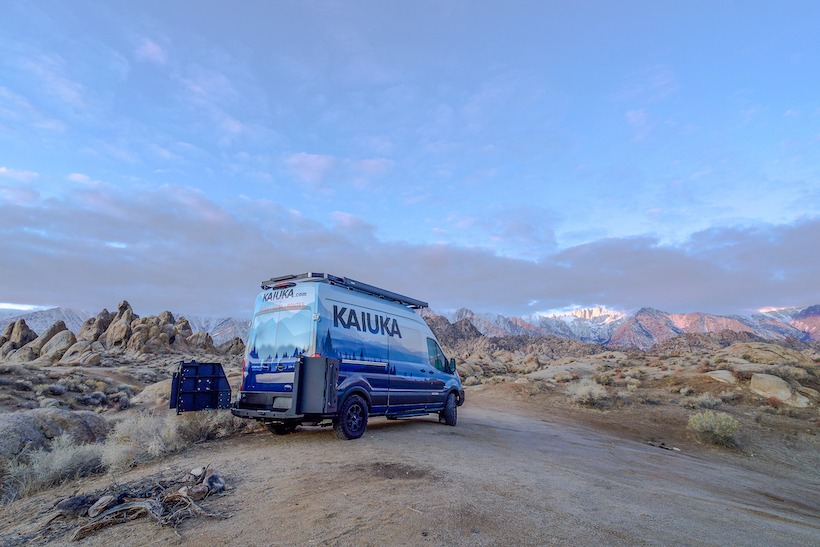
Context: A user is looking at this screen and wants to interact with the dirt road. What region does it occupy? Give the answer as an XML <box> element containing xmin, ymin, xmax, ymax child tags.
<box><xmin>6</xmin><ymin>385</ymin><xmax>818</xmax><ymax>546</ymax></box>
<box><xmin>44</xmin><ymin>388</ymin><xmax>812</xmax><ymax>547</ymax></box>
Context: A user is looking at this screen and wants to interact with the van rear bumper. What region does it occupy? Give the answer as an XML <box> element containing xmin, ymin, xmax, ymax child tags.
<box><xmin>232</xmin><ymin>391</ymin><xmax>303</xmax><ymax>420</ymax></box>
<box><xmin>231</xmin><ymin>407</ymin><xmax>305</xmax><ymax>420</ymax></box>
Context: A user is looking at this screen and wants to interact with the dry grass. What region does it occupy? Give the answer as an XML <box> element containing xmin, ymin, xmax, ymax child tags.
<box><xmin>103</xmin><ymin>410</ymin><xmax>257</xmax><ymax>472</ymax></box>
<box><xmin>1</xmin><ymin>434</ymin><xmax>104</xmax><ymax>503</ymax></box>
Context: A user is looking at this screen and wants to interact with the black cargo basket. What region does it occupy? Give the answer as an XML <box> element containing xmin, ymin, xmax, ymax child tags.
<box><xmin>170</xmin><ymin>361</ymin><xmax>232</xmax><ymax>414</ymax></box>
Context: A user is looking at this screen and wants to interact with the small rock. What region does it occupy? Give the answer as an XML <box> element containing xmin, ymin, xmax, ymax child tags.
<box><xmin>205</xmin><ymin>472</ymin><xmax>225</xmax><ymax>493</ymax></box>
<box><xmin>88</xmin><ymin>495</ymin><xmax>116</xmax><ymax>518</ymax></box>
<box><xmin>55</xmin><ymin>495</ymin><xmax>97</xmax><ymax>518</ymax></box>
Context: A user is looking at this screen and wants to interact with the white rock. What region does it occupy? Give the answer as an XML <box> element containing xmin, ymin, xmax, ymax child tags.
<box><xmin>705</xmin><ymin>370</ymin><xmax>736</xmax><ymax>384</ymax></box>
<box><xmin>750</xmin><ymin>373</ymin><xmax>810</xmax><ymax>408</ymax></box>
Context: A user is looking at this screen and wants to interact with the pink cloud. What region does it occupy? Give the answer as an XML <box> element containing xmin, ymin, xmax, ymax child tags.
<box><xmin>286</xmin><ymin>152</ymin><xmax>335</xmax><ymax>185</ymax></box>
<box><xmin>135</xmin><ymin>38</ymin><xmax>168</xmax><ymax>64</ymax></box>
<box><xmin>0</xmin><ymin>166</ymin><xmax>38</xmax><ymax>181</ymax></box>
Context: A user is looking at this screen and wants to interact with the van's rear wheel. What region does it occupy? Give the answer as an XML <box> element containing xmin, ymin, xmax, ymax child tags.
<box><xmin>266</xmin><ymin>422</ymin><xmax>297</xmax><ymax>435</ymax></box>
<box><xmin>440</xmin><ymin>393</ymin><xmax>457</xmax><ymax>426</ymax></box>
<box><xmin>334</xmin><ymin>394</ymin><xmax>368</xmax><ymax>440</ymax></box>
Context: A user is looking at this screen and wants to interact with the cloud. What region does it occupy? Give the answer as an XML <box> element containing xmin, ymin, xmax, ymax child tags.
<box><xmin>285</xmin><ymin>152</ymin><xmax>336</xmax><ymax>185</ymax></box>
<box><xmin>23</xmin><ymin>53</ymin><xmax>85</xmax><ymax>108</ymax></box>
<box><xmin>0</xmin><ymin>167</ymin><xmax>38</xmax><ymax>181</ymax></box>
<box><xmin>0</xmin><ymin>86</ymin><xmax>66</xmax><ymax>131</ymax></box>
<box><xmin>616</xmin><ymin>64</ymin><xmax>678</xmax><ymax>103</ymax></box>
<box><xmin>135</xmin><ymin>38</ymin><xmax>168</xmax><ymax>65</ymax></box>
<box><xmin>1</xmin><ymin>182</ymin><xmax>817</xmax><ymax>318</ymax></box>
<box><xmin>625</xmin><ymin>109</ymin><xmax>653</xmax><ymax>140</ymax></box>
<box><xmin>67</xmin><ymin>173</ymin><xmax>91</xmax><ymax>183</ymax></box>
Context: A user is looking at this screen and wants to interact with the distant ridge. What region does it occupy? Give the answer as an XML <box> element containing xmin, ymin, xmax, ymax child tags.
<box><xmin>4</xmin><ymin>303</ymin><xmax>818</xmax><ymax>352</ymax></box>
<box><xmin>1</xmin><ymin>307</ymin><xmax>248</xmax><ymax>346</ymax></box>
<box><xmin>437</xmin><ymin>305</ymin><xmax>817</xmax><ymax>349</ymax></box>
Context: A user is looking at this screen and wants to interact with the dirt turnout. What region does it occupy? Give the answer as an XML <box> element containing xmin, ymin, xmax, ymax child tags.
<box><xmin>3</xmin><ymin>385</ymin><xmax>817</xmax><ymax>546</ymax></box>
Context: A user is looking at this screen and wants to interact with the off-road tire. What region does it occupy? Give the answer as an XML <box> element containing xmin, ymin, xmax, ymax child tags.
<box><xmin>440</xmin><ymin>392</ymin><xmax>457</xmax><ymax>426</ymax></box>
<box><xmin>334</xmin><ymin>394</ymin><xmax>368</xmax><ymax>440</ymax></box>
<box><xmin>266</xmin><ymin>422</ymin><xmax>298</xmax><ymax>435</ymax></box>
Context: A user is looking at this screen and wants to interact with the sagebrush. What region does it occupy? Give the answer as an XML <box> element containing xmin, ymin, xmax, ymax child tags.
<box><xmin>687</xmin><ymin>410</ymin><xmax>739</xmax><ymax>446</ymax></box>
<box><xmin>565</xmin><ymin>379</ymin><xmax>608</xmax><ymax>408</ymax></box>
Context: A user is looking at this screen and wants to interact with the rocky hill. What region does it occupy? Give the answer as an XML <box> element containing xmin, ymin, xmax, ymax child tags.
<box><xmin>0</xmin><ymin>301</ymin><xmax>245</xmax><ymax>367</ymax></box>
<box><xmin>791</xmin><ymin>305</ymin><xmax>820</xmax><ymax>341</ymax></box>
<box><xmin>4</xmin><ymin>307</ymin><xmax>247</xmax><ymax>346</ymax></box>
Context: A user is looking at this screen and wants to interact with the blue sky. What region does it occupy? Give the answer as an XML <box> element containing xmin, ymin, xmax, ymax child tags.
<box><xmin>1</xmin><ymin>1</ymin><xmax>818</xmax><ymax>318</ymax></box>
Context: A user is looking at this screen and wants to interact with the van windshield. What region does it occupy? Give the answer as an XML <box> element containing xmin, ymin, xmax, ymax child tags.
<box><xmin>247</xmin><ymin>305</ymin><xmax>314</xmax><ymax>362</ymax></box>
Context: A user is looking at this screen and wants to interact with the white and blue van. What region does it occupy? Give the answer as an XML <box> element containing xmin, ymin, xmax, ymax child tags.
<box><xmin>171</xmin><ymin>273</ymin><xmax>464</xmax><ymax>440</ymax></box>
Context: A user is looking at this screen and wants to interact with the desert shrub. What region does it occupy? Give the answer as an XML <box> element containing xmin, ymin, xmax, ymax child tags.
<box><xmin>763</xmin><ymin>396</ymin><xmax>783</xmax><ymax>409</ymax></box>
<box><xmin>696</xmin><ymin>393</ymin><xmax>722</xmax><ymax>409</ymax></box>
<box><xmin>719</xmin><ymin>391</ymin><xmax>741</xmax><ymax>403</ymax></box>
<box><xmin>590</xmin><ymin>372</ymin><xmax>613</xmax><ymax>385</ymax></box>
<box><xmin>0</xmin><ymin>364</ymin><xmax>25</xmax><ymax>375</ymax></box>
<box><xmin>46</xmin><ymin>384</ymin><xmax>67</xmax><ymax>396</ymax></box>
<box><xmin>12</xmin><ymin>379</ymin><xmax>33</xmax><ymax>392</ymax></box>
<box><xmin>688</xmin><ymin>411</ymin><xmax>739</xmax><ymax>446</ymax></box>
<box><xmin>626</xmin><ymin>379</ymin><xmax>641</xmax><ymax>392</ymax></box>
<box><xmin>614</xmin><ymin>391</ymin><xmax>632</xmax><ymax>404</ymax></box>
<box><xmin>566</xmin><ymin>379</ymin><xmax>608</xmax><ymax>408</ymax></box>
<box><xmin>1</xmin><ymin>434</ymin><xmax>104</xmax><ymax>503</ymax></box>
<box><xmin>102</xmin><ymin>410</ymin><xmax>255</xmax><ymax>472</ymax></box>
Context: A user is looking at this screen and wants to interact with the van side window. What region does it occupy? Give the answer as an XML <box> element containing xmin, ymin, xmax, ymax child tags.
<box><xmin>426</xmin><ymin>338</ymin><xmax>447</xmax><ymax>372</ymax></box>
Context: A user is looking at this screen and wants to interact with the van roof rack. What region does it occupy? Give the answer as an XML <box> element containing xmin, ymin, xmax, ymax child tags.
<box><xmin>261</xmin><ymin>272</ymin><xmax>428</xmax><ymax>309</ymax></box>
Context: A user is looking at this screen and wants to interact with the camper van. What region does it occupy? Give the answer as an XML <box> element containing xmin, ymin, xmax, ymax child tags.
<box><xmin>171</xmin><ymin>273</ymin><xmax>464</xmax><ymax>440</ymax></box>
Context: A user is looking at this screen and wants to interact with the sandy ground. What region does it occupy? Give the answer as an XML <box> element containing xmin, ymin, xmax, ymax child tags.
<box><xmin>2</xmin><ymin>385</ymin><xmax>818</xmax><ymax>546</ymax></box>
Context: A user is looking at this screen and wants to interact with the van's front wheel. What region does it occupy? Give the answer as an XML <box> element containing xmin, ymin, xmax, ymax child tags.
<box><xmin>334</xmin><ymin>394</ymin><xmax>368</xmax><ymax>440</ymax></box>
<box><xmin>440</xmin><ymin>392</ymin><xmax>457</xmax><ymax>426</ymax></box>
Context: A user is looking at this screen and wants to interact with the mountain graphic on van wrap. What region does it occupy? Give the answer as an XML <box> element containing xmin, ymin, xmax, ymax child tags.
<box><xmin>247</xmin><ymin>308</ymin><xmax>313</xmax><ymax>363</ymax></box>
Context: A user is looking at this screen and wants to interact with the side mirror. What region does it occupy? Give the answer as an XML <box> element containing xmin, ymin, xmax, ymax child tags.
<box><xmin>449</xmin><ymin>358</ymin><xmax>457</xmax><ymax>375</ymax></box>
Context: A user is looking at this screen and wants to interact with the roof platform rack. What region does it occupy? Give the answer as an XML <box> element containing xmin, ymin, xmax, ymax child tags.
<box><xmin>261</xmin><ymin>273</ymin><xmax>428</xmax><ymax>309</ymax></box>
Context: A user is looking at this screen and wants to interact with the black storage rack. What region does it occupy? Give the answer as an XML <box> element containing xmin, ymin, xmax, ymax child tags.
<box><xmin>261</xmin><ymin>272</ymin><xmax>428</xmax><ymax>309</ymax></box>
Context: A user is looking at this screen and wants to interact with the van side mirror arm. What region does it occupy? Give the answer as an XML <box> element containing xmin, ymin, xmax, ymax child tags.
<box><xmin>449</xmin><ymin>357</ymin><xmax>456</xmax><ymax>375</ymax></box>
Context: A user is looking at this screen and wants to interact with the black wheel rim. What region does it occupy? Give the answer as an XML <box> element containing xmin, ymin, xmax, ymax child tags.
<box><xmin>346</xmin><ymin>403</ymin><xmax>364</xmax><ymax>432</ymax></box>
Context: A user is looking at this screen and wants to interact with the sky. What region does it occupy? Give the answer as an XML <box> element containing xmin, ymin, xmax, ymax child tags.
<box><xmin>1</xmin><ymin>1</ymin><xmax>819</xmax><ymax>319</ymax></box>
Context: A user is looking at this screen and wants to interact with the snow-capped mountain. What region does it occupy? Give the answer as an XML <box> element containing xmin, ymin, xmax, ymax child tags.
<box><xmin>184</xmin><ymin>315</ymin><xmax>248</xmax><ymax>345</ymax></box>
<box><xmin>443</xmin><ymin>305</ymin><xmax>817</xmax><ymax>349</ymax></box>
<box><xmin>0</xmin><ymin>307</ymin><xmax>92</xmax><ymax>335</ymax></box>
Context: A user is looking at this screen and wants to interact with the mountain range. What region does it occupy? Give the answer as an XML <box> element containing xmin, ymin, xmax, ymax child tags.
<box><xmin>0</xmin><ymin>307</ymin><xmax>247</xmax><ymax>346</ymax></box>
<box><xmin>2</xmin><ymin>304</ymin><xmax>818</xmax><ymax>351</ymax></box>
<box><xmin>437</xmin><ymin>305</ymin><xmax>819</xmax><ymax>349</ymax></box>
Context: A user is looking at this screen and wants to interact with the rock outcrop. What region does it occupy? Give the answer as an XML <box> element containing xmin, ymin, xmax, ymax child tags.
<box><xmin>77</xmin><ymin>309</ymin><xmax>113</xmax><ymax>342</ymax></box>
<box><xmin>0</xmin><ymin>408</ymin><xmax>109</xmax><ymax>464</ymax></box>
<box><xmin>0</xmin><ymin>319</ymin><xmax>38</xmax><ymax>358</ymax></box>
<box><xmin>750</xmin><ymin>373</ymin><xmax>810</xmax><ymax>407</ymax></box>
<box><xmin>102</xmin><ymin>300</ymin><xmax>137</xmax><ymax>349</ymax></box>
